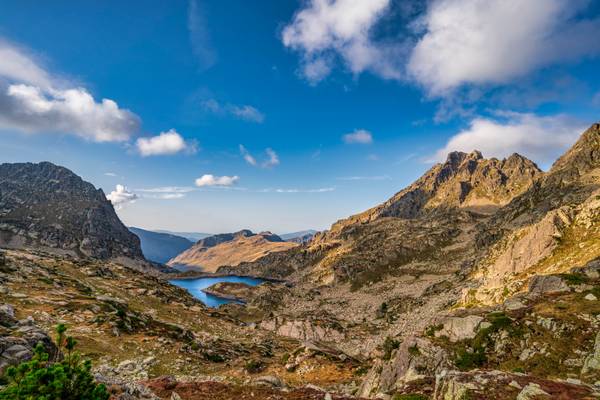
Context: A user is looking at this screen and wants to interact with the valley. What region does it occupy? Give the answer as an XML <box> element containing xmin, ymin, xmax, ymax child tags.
<box><xmin>2</xmin><ymin>124</ymin><xmax>600</xmax><ymax>399</ymax></box>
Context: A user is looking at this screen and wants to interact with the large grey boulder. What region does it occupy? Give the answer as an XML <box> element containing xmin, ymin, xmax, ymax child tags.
<box><xmin>435</xmin><ymin>315</ymin><xmax>485</xmax><ymax>342</ymax></box>
<box><xmin>527</xmin><ymin>275</ymin><xmax>570</xmax><ymax>295</ymax></box>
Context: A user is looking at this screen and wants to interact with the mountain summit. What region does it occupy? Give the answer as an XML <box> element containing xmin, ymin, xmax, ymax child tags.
<box><xmin>0</xmin><ymin>162</ymin><xmax>144</xmax><ymax>262</ymax></box>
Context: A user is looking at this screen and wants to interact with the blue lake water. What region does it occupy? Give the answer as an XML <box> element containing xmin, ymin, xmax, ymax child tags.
<box><xmin>169</xmin><ymin>275</ymin><xmax>266</xmax><ymax>307</ymax></box>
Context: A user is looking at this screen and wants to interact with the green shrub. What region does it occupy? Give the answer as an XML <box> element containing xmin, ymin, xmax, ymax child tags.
<box><xmin>455</xmin><ymin>347</ymin><xmax>487</xmax><ymax>371</ymax></box>
<box><xmin>382</xmin><ymin>336</ymin><xmax>400</xmax><ymax>360</ymax></box>
<box><xmin>244</xmin><ymin>359</ymin><xmax>265</xmax><ymax>374</ymax></box>
<box><xmin>392</xmin><ymin>394</ymin><xmax>429</xmax><ymax>400</ymax></box>
<box><xmin>559</xmin><ymin>273</ymin><xmax>588</xmax><ymax>285</ymax></box>
<box><xmin>0</xmin><ymin>324</ymin><xmax>109</xmax><ymax>400</ymax></box>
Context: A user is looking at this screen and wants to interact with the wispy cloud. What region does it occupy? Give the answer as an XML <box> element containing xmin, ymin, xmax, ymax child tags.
<box><xmin>259</xmin><ymin>187</ymin><xmax>335</xmax><ymax>193</ymax></box>
<box><xmin>104</xmin><ymin>172</ymin><xmax>117</xmax><ymax>177</ymax></box>
<box><xmin>202</xmin><ymin>99</ymin><xmax>264</xmax><ymax>123</ymax></box>
<box><xmin>136</xmin><ymin>186</ymin><xmax>196</xmax><ymax>194</ymax></box>
<box><xmin>187</xmin><ymin>0</ymin><xmax>217</xmax><ymax>70</ymax></box>
<box><xmin>337</xmin><ymin>175</ymin><xmax>390</xmax><ymax>181</ymax></box>
<box><xmin>239</xmin><ymin>145</ymin><xmax>280</xmax><ymax>168</ymax></box>
<box><xmin>343</xmin><ymin>129</ymin><xmax>373</xmax><ymax>144</ymax></box>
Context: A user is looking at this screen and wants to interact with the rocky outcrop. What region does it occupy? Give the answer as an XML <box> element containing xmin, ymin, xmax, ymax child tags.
<box><xmin>167</xmin><ymin>230</ymin><xmax>298</xmax><ymax>272</ymax></box>
<box><xmin>0</xmin><ymin>304</ymin><xmax>57</xmax><ymax>375</ymax></box>
<box><xmin>0</xmin><ymin>162</ymin><xmax>144</xmax><ymax>262</ymax></box>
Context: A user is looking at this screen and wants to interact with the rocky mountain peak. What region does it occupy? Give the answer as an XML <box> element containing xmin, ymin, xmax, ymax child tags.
<box><xmin>550</xmin><ymin>122</ymin><xmax>600</xmax><ymax>179</ymax></box>
<box><xmin>0</xmin><ymin>161</ymin><xmax>144</xmax><ymax>261</ymax></box>
<box><xmin>370</xmin><ymin>150</ymin><xmax>542</xmax><ymax>220</ymax></box>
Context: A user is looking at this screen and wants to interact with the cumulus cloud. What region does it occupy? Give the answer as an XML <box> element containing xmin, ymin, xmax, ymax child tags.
<box><xmin>195</xmin><ymin>174</ymin><xmax>240</xmax><ymax>187</ymax></box>
<box><xmin>343</xmin><ymin>129</ymin><xmax>373</xmax><ymax>144</ymax></box>
<box><xmin>202</xmin><ymin>99</ymin><xmax>264</xmax><ymax>123</ymax></box>
<box><xmin>282</xmin><ymin>0</ymin><xmax>600</xmax><ymax>97</ymax></box>
<box><xmin>0</xmin><ymin>40</ymin><xmax>140</xmax><ymax>141</ymax></box>
<box><xmin>239</xmin><ymin>145</ymin><xmax>280</xmax><ymax>168</ymax></box>
<box><xmin>408</xmin><ymin>0</ymin><xmax>600</xmax><ymax>96</ymax></box>
<box><xmin>432</xmin><ymin>112</ymin><xmax>586</xmax><ymax>166</ymax></box>
<box><xmin>106</xmin><ymin>184</ymin><xmax>138</xmax><ymax>209</ymax></box>
<box><xmin>282</xmin><ymin>0</ymin><xmax>403</xmax><ymax>84</ymax></box>
<box><xmin>136</xmin><ymin>129</ymin><xmax>197</xmax><ymax>156</ymax></box>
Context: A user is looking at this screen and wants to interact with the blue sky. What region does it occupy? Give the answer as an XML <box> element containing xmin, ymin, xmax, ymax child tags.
<box><xmin>0</xmin><ymin>0</ymin><xmax>599</xmax><ymax>233</ymax></box>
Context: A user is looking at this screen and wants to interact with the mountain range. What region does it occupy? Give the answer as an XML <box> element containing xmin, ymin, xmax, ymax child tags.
<box><xmin>129</xmin><ymin>227</ymin><xmax>194</xmax><ymax>264</ymax></box>
<box><xmin>1</xmin><ymin>123</ymin><xmax>600</xmax><ymax>399</ymax></box>
<box><xmin>167</xmin><ymin>230</ymin><xmax>299</xmax><ymax>272</ymax></box>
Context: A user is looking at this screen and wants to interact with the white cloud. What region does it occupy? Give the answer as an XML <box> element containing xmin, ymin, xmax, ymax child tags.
<box><xmin>106</xmin><ymin>184</ymin><xmax>138</xmax><ymax>209</ymax></box>
<box><xmin>202</xmin><ymin>99</ymin><xmax>264</xmax><ymax>123</ymax></box>
<box><xmin>136</xmin><ymin>129</ymin><xmax>197</xmax><ymax>156</ymax></box>
<box><xmin>0</xmin><ymin>39</ymin><xmax>52</xmax><ymax>89</ymax></box>
<box><xmin>0</xmin><ymin>40</ymin><xmax>140</xmax><ymax>142</ymax></box>
<box><xmin>408</xmin><ymin>0</ymin><xmax>600</xmax><ymax>96</ymax></box>
<box><xmin>263</xmin><ymin>148</ymin><xmax>280</xmax><ymax>168</ymax></box>
<box><xmin>239</xmin><ymin>145</ymin><xmax>280</xmax><ymax>168</ymax></box>
<box><xmin>343</xmin><ymin>129</ymin><xmax>373</xmax><ymax>144</ymax></box>
<box><xmin>432</xmin><ymin>111</ymin><xmax>586</xmax><ymax>166</ymax></box>
<box><xmin>104</xmin><ymin>172</ymin><xmax>117</xmax><ymax>177</ymax></box>
<box><xmin>282</xmin><ymin>0</ymin><xmax>402</xmax><ymax>84</ymax></box>
<box><xmin>282</xmin><ymin>0</ymin><xmax>600</xmax><ymax>97</ymax></box>
<box><xmin>195</xmin><ymin>174</ymin><xmax>240</xmax><ymax>187</ymax></box>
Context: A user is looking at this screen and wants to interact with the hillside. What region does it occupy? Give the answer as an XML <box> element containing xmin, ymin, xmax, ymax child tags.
<box><xmin>167</xmin><ymin>230</ymin><xmax>298</xmax><ymax>272</ymax></box>
<box><xmin>211</xmin><ymin>123</ymin><xmax>600</xmax><ymax>398</ymax></box>
<box><xmin>129</xmin><ymin>227</ymin><xmax>194</xmax><ymax>264</ymax></box>
<box><xmin>0</xmin><ymin>162</ymin><xmax>145</xmax><ymax>263</ymax></box>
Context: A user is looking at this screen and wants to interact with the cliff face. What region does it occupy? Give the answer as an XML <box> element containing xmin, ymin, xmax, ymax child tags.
<box><xmin>0</xmin><ymin>161</ymin><xmax>144</xmax><ymax>261</ymax></box>
<box><xmin>168</xmin><ymin>230</ymin><xmax>298</xmax><ymax>273</ymax></box>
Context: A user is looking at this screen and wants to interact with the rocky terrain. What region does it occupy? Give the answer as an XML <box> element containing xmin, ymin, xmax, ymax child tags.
<box><xmin>213</xmin><ymin>124</ymin><xmax>600</xmax><ymax>398</ymax></box>
<box><xmin>2</xmin><ymin>124</ymin><xmax>600</xmax><ymax>399</ymax></box>
<box><xmin>130</xmin><ymin>227</ymin><xmax>194</xmax><ymax>264</ymax></box>
<box><xmin>168</xmin><ymin>230</ymin><xmax>298</xmax><ymax>273</ymax></box>
<box><xmin>0</xmin><ymin>162</ymin><xmax>146</xmax><ymax>265</ymax></box>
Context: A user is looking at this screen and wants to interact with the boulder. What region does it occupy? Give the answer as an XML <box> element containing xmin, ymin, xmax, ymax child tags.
<box><xmin>527</xmin><ymin>275</ymin><xmax>570</xmax><ymax>295</ymax></box>
<box><xmin>516</xmin><ymin>383</ymin><xmax>550</xmax><ymax>399</ymax></box>
<box><xmin>435</xmin><ymin>315</ymin><xmax>484</xmax><ymax>342</ymax></box>
<box><xmin>582</xmin><ymin>332</ymin><xmax>600</xmax><ymax>374</ymax></box>
<box><xmin>0</xmin><ymin>304</ymin><xmax>17</xmax><ymax>327</ymax></box>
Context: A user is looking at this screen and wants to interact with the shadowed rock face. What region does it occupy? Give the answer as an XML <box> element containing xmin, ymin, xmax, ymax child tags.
<box><xmin>0</xmin><ymin>161</ymin><xmax>144</xmax><ymax>261</ymax></box>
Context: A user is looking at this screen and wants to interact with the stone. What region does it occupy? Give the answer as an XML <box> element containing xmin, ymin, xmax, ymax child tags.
<box><xmin>582</xmin><ymin>332</ymin><xmax>600</xmax><ymax>374</ymax></box>
<box><xmin>0</xmin><ymin>304</ymin><xmax>17</xmax><ymax>327</ymax></box>
<box><xmin>435</xmin><ymin>315</ymin><xmax>484</xmax><ymax>342</ymax></box>
<box><xmin>527</xmin><ymin>275</ymin><xmax>570</xmax><ymax>295</ymax></box>
<box><xmin>516</xmin><ymin>383</ymin><xmax>550</xmax><ymax>399</ymax></box>
<box><xmin>170</xmin><ymin>392</ymin><xmax>182</xmax><ymax>400</ymax></box>
<box><xmin>253</xmin><ymin>375</ymin><xmax>284</xmax><ymax>388</ymax></box>
<box><xmin>584</xmin><ymin>293</ymin><xmax>598</xmax><ymax>301</ymax></box>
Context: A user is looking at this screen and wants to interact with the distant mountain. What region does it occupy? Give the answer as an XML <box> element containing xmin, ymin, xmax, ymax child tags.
<box><xmin>155</xmin><ymin>230</ymin><xmax>212</xmax><ymax>242</ymax></box>
<box><xmin>129</xmin><ymin>227</ymin><xmax>193</xmax><ymax>264</ymax></box>
<box><xmin>279</xmin><ymin>229</ymin><xmax>318</xmax><ymax>242</ymax></box>
<box><xmin>0</xmin><ymin>162</ymin><xmax>145</xmax><ymax>263</ymax></box>
<box><xmin>167</xmin><ymin>230</ymin><xmax>298</xmax><ymax>272</ymax></box>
